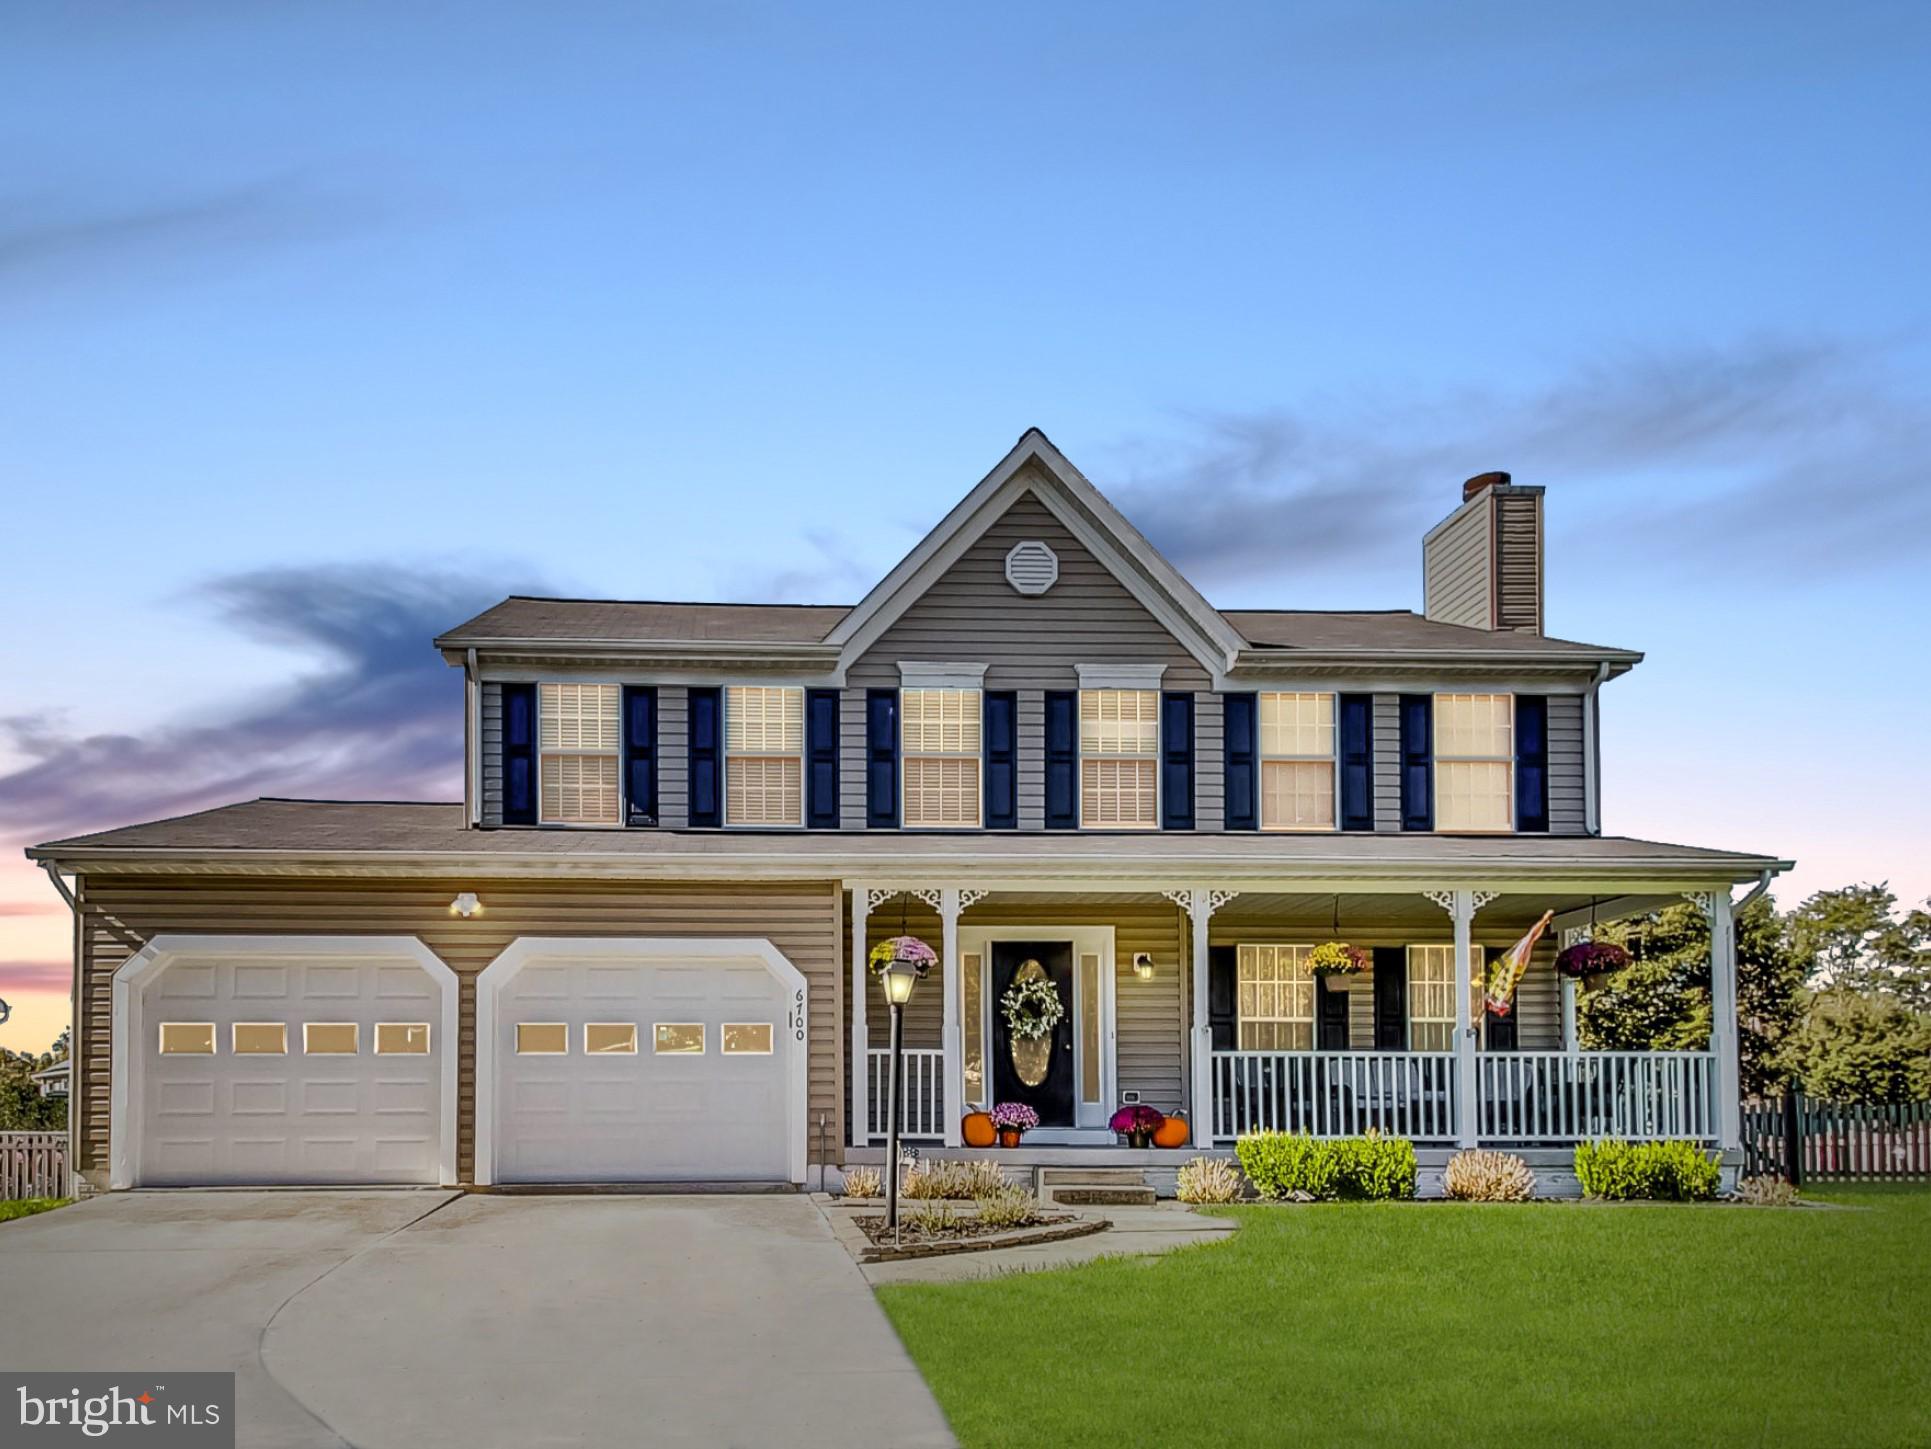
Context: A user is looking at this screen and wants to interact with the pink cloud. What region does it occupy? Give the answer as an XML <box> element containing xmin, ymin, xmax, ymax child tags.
<box><xmin>0</xmin><ymin>959</ymin><xmax>70</xmax><ymax>994</ymax></box>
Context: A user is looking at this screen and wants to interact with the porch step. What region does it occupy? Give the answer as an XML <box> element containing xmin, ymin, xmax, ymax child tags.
<box><xmin>1035</xmin><ymin>1167</ymin><xmax>1146</xmax><ymax>1187</ymax></box>
<box><xmin>1044</xmin><ymin>1184</ymin><xmax>1158</xmax><ymax>1207</ymax></box>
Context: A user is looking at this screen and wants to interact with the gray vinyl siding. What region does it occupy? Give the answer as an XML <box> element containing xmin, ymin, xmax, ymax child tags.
<box><xmin>1547</xmin><ymin>693</ymin><xmax>1587</xmax><ymax>835</ymax></box>
<box><xmin>838</xmin><ymin>688</ymin><xmax>867</xmax><ymax>829</ymax></box>
<box><xmin>1512</xmin><ymin>940</ymin><xmax>1561</xmax><ymax>1049</ymax></box>
<box><xmin>846</xmin><ymin>485</ymin><xmax>1212</xmax><ymax>691</ymax></box>
<box><xmin>1372</xmin><ymin>693</ymin><xmax>1401</xmax><ymax>831</ymax></box>
<box><xmin>1422</xmin><ymin>495</ymin><xmax>1493</xmax><ymax>629</ymax></box>
<box><xmin>656</xmin><ymin>686</ymin><xmax>689</xmax><ymax>829</ymax></box>
<box><xmin>1194</xmin><ymin>691</ymin><xmax>1224</xmax><ymax>832</ymax></box>
<box><xmin>1493</xmin><ymin>489</ymin><xmax>1543</xmax><ymax>633</ymax></box>
<box><xmin>1016</xmin><ymin>689</ymin><xmax>1045</xmax><ymax>830</ymax></box>
<box><xmin>480</xmin><ymin>682</ymin><xmax>504</xmax><ymax>827</ymax></box>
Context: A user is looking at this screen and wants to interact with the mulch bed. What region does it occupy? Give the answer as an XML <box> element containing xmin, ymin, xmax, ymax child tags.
<box><xmin>853</xmin><ymin>1211</ymin><xmax>1078</xmax><ymax>1247</ymax></box>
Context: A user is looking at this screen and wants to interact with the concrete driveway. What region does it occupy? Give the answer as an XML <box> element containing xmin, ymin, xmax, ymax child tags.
<box><xmin>0</xmin><ymin>1192</ymin><xmax>953</xmax><ymax>1448</ymax></box>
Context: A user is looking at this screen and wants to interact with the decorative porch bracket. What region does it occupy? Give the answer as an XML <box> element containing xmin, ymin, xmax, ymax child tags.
<box><xmin>1684</xmin><ymin>890</ymin><xmax>1742</xmax><ymax>1151</ymax></box>
<box><xmin>1426</xmin><ymin>888</ymin><xmax>1498</xmax><ymax>1147</ymax></box>
<box><xmin>1167</xmin><ymin>887</ymin><xmax>1239</xmax><ymax>1132</ymax></box>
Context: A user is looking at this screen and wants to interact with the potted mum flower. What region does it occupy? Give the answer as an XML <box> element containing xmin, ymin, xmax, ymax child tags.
<box><xmin>1554</xmin><ymin>940</ymin><xmax>1631</xmax><ymax>990</ymax></box>
<box><xmin>1307</xmin><ymin>941</ymin><xmax>1367</xmax><ymax>978</ymax></box>
<box><xmin>1109</xmin><ymin>1103</ymin><xmax>1166</xmax><ymax>1149</ymax></box>
<box><xmin>989</xmin><ymin>1101</ymin><xmax>1040</xmax><ymax>1147</ymax></box>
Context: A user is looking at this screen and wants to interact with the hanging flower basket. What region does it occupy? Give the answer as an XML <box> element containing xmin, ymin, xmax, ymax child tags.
<box><xmin>1000</xmin><ymin>976</ymin><xmax>1065</xmax><ymax>1041</ymax></box>
<box><xmin>1307</xmin><ymin>941</ymin><xmax>1368</xmax><ymax>977</ymax></box>
<box><xmin>867</xmin><ymin>935</ymin><xmax>937</xmax><ymax>978</ymax></box>
<box><xmin>1555</xmin><ymin>940</ymin><xmax>1630</xmax><ymax>987</ymax></box>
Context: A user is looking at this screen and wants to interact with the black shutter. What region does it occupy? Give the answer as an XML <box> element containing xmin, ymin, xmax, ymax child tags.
<box><xmin>1338</xmin><ymin>693</ymin><xmax>1373</xmax><ymax>832</ymax></box>
<box><xmin>806</xmin><ymin>688</ymin><xmax>840</xmax><ymax>829</ymax></box>
<box><xmin>501</xmin><ymin>683</ymin><xmax>536</xmax><ymax>825</ymax></box>
<box><xmin>688</xmin><ymin>686</ymin><xmax>721</xmax><ymax>828</ymax></box>
<box><xmin>1044</xmin><ymin>690</ymin><xmax>1078</xmax><ymax>830</ymax></box>
<box><xmin>1399</xmin><ymin>694</ymin><xmax>1434</xmax><ymax>832</ymax></box>
<box><xmin>1223</xmin><ymin>691</ymin><xmax>1257</xmax><ymax>831</ymax></box>
<box><xmin>1515</xmin><ymin>694</ymin><xmax>1549</xmax><ymax>833</ymax></box>
<box><xmin>983</xmin><ymin>691</ymin><xmax>1017</xmax><ymax>830</ymax></box>
<box><xmin>623</xmin><ymin>685</ymin><xmax>658</xmax><ymax>827</ymax></box>
<box><xmin>1316</xmin><ymin>976</ymin><xmax>1350</xmax><ymax>1051</ymax></box>
<box><xmin>1372</xmin><ymin>946</ymin><xmax>1407</xmax><ymax>1050</ymax></box>
<box><xmin>865</xmin><ymin>689</ymin><xmax>899</xmax><ymax>829</ymax></box>
<box><xmin>1486</xmin><ymin>1002</ymin><xmax>1519</xmax><ymax>1052</ymax></box>
<box><xmin>1161</xmin><ymin>691</ymin><xmax>1195</xmax><ymax>831</ymax></box>
<box><xmin>1208</xmin><ymin>944</ymin><xmax>1238</xmax><ymax>1052</ymax></box>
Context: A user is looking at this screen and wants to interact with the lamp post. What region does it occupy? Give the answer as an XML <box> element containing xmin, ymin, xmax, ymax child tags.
<box><xmin>879</xmin><ymin>956</ymin><xmax>921</xmax><ymax>1240</ymax></box>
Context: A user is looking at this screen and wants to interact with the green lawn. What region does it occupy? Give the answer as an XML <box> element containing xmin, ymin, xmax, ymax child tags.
<box><xmin>879</xmin><ymin>1186</ymin><xmax>1931</xmax><ymax>1448</ymax></box>
<box><xmin>0</xmin><ymin>1198</ymin><xmax>67</xmax><ymax>1224</ymax></box>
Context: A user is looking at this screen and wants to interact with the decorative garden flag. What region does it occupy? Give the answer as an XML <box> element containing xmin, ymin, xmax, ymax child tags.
<box><xmin>1485</xmin><ymin>909</ymin><xmax>1554</xmax><ymax>1015</ymax></box>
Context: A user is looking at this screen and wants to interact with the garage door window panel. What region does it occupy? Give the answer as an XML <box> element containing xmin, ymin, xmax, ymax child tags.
<box><xmin>585</xmin><ymin>1023</ymin><xmax>639</xmax><ymax>1054</ymax></box>
<box><xmin>303</xmin><ymin>1022</ymin><xmax>360</xmax><ymax>1055</ymax></box>
<box><xmin>375</xmin><ymin>1023</ymin><xmax>431</xmax><ymax>1054</ymax></box>
<box><xmin>654</xmin><ymin>1023</ymin><xmax>706</xmax><ymax>1054</ymax></box>
<box><xmin>159</xmin><ymin>1022</ymin><xmax>216</xmax><ymax>1055</ymax></box>
<box><xmin>722</xmin><ymin>1023</ymin><xmax>774</xmax><ymax>1055</ymax></box>
<box><xmin>516</xmin><ymin>1023</ymin><xmax>570</xmax><ymax>1055</ymax></box>
<box><xmin>233</xmin><ymin>1022</ymin><xmax>288</xmax><ymax>1055</ymax></box>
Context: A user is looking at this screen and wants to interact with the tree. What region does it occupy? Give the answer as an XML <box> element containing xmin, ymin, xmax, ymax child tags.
<box><xmin>1787</xmin><ymin>884</ymin><xmax>1931</xmax><ymax>1011</ymax></box>
<box><xmin>51</xmin><ymin>1026</ymin><xmax>70</xmax><ymax>1061</ymax></box>
<box><xmin>1775</xmin><ymin>988</ymin><xmax>1931</xmax><ymax>1104</ymax></box>
<box><xmin>0</xmin><ymin>1047</ymin><xmax>66</xmax><ymax>1132</ymax></box>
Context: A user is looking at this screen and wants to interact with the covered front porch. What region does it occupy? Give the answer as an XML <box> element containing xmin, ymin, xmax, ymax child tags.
<box><xmin>845</xmin><ymin>874</ymin><xmax>1751</xmax><ymax>1160</ymax></box>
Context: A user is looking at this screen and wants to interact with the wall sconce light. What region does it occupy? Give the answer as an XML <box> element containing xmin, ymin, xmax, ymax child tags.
<box><xmin>1132</xmin><ymin>952</ymin><xmax>1155</xmax><ymax>980</ymax></box>
<box><xmin>449</xmin><ymin>892</ymin><xmax>482</xmax><ymax>918</ymax></box>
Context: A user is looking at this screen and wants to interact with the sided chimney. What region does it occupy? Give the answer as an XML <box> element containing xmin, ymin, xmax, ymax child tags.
<box><xmin>1422</xmin><ymin>471</ymin><xmax>1544</xmax><ymax>634</ymax></box>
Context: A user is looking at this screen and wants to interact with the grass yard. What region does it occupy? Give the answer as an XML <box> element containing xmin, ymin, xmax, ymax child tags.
<box><xmin>0</xmin><ymin>1198</ymin><xmax>67</xmax><ymax>1224</ymax></box>
<box><xmin>879</xmin><ymin>1186</ymin><xmax>1931</xmax><ymax>1448</ymax></box>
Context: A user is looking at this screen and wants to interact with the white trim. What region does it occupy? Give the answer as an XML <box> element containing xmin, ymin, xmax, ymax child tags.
<box><xmin>109</xmin><ymin>934</ymin><xmax>461</xmax><ymax>1191</ymax></box>
<box><xmin>473</xmin><ymin>935</ymin><xmax>809</xmax><ymax>1186</ymax></box>
<box><xmin>896</xmin><ymin>661</ymin><xmax>988</xmax><ymax>688</ymax></box>
<box><xmin>958</xmin><ymin>924</ymin><xmax>1116</xmax><ymax>1130</ymax></box>
<box><xmin>1074</xmin><ymin>663</ymin><xmax>1168</xmax><ymax>690</ymax></box>
<box><xmin>849</xmin><ymin>886</ymin><xmax>869</xmax><ymax>1150</ymax></box>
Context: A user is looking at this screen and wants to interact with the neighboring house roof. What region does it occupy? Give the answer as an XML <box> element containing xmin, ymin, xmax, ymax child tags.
<box><xmin>31</xmin><ymin>1062</ymin><xmax>68</xmax><ymax>1081</ymax></box>
<box><xmin>28</xmin><ymin>798</ymin><xmax>1791</xmax><ymax>888</ymax></box>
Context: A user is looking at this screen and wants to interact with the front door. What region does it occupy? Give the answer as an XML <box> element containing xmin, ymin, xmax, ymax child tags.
<box><xmin>990</xmin><ymin>942</ymin><xmax>1075</xmax><ymax>1127</ymax></box>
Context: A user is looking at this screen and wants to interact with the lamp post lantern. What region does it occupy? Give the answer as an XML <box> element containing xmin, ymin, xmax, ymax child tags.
<box><xmin>878</xmin><ymin>955</ymin><xmax>921</xmax><ymax>1240</ymax></box>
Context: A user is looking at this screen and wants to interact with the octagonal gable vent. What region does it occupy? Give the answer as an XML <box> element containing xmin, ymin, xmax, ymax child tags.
<box><xmin>1004</xmin><ymin>540</ymin><xmax>1059</xmax><ymax>596</ymax></box>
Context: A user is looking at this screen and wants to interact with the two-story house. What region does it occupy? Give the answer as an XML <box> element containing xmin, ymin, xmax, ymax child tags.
<box><xmin>29</xmin><ymin>430</ymin><xmax>1789</xmax><ymax>1195</ymax></box>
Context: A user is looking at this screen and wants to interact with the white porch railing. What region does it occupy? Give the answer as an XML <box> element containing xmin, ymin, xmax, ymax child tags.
<box><xmin>866</xmin><ymin>1048</ymin><xmax>946</xmax><ymax>1140</ymax></box>
<box><xmin>1209</xmin><ymin>1050</ymin><xmax>1718</xmax><ymax>1145</ymax></box>
<box><xmin>1211</xmin><ymin>1052</ymin><xmax>1460</xmax><ymax>1142</ymax></box>
<box><xmin>1478</xmin><ymin>1051</ymin><xmax>1716</xmax><ymax>1143</ymax></box>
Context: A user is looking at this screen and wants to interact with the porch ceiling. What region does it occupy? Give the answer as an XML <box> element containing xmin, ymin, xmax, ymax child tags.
<box><xmin>949</xmin><ymin>889</ymin><xmax>1665</xmax><ymax>932</ymax></box>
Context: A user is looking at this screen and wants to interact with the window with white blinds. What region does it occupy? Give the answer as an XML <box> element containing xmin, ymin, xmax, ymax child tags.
<box><xmin>1434</xmin><ymin>693</ymin><xmax>1513</xmax><ymax>832</ymax></box>
<box><xmin>1407</xmin><ymin>944</ymin><xmax>1487</xmax><ymax>1050</ymax></box>
<box><xmin>1258</xmin><ymin>691</ymin><xmax>1336</xmax><ymax>830</ymax></box>
<box><xmin>902</xmin><ymin>689</ymin><xmax>982</xmax><ymax>827</ymax></box>
<box><xmin>1079</xmin><ymin>688</ymin><xmax>1158</xmax><ymax>828</ymax></box>
<box><xmin>1235</xmin><ymin>944</ymin><xmax>1315</xmax><ymax>1051</ymax></box>
<box><xmin>725</xmin><ymin>686</ymin><xmax>804</xmax><ymax>825</ymax></box>
<box><xmin>539</xmin><ymin>682</ymin><xmax>621</xmax><ymax>824</ymax></box>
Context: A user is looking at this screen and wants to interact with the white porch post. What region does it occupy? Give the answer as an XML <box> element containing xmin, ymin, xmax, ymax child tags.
<box><xmin>1451</xmin><ymin>890</ymin><xmax>1479</xmax><ymax>1148</ymax></box>
<box><xmin>1558</xmin><ymin>926</ymin><xmax>1583</xmax><ymax>1050</ymax></box>
<box><xmin>849</xmin><ymin>884</ymin><xmax>871</xmax><ymax>1149</ymax></box>
<box><xmin>1706</xmin><ymin>890</ymin><xmax>1742</xmax><ymax>1151</ymax></box>
<box><xmin>938</xmin><ymin>887</ymin><xmax>963</xmax><ymax>1148</ymax></box>
<box><xmin>1190</xmin><ymin>888</ymin><xmax>1213</xmax><ymax>1137</ymax></box>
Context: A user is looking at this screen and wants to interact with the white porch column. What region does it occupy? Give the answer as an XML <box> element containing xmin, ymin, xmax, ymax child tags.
<box><xmin>938</xmin><ymin>887</ymin><xmax>963</xmax><ymax>1148</ymax></box>
<box><xmin>849</xmin><ymin>885</ymin><xmax>870</xmax><ymax>1149</ymax></box>
<box><xmin>1558</xmin><ymin>926</ymin><xmax>1584</xmax><ymax>1050</ymax></box>
<box><xmin>1168</xmin><ymin>887</ymin><xmax>1236</xmax><ymax>1140</ymax></box>
<box><xmin>1701</xmin><ymin>890</ymin><xmax>1742</xmax><ymax>1151</ymax></box>
<box><xmin>1429</xmin><ymin>887</ymin><xmax>1495</xmax><ymax>1149</ymax></box>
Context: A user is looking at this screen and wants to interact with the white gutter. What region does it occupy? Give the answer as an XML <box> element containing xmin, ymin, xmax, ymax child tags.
<box><xmin>1736</xmin><ymin>868</ymin><xmax>1776</xmax><ymax>913</ymax></box>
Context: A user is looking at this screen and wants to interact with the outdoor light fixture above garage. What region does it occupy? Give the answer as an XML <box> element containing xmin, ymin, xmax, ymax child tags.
<box><xmin>1133</xmin><ymin>952</ymin><xmax>1155</xmax><ymax>980</ymax></box>
<box><xmin>450</xmin><ymin>892</ymin><xmax>482</xmax><ymax>917</ymax></box>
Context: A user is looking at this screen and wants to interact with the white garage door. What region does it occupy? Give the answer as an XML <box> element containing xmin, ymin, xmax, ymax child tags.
<box><xmin>486</xmin><ymin>941</ymin><xmax>798</xmax><ymax>1184</ymax></box>
<box><xmin>127</xmin><ymin>937</ymin><xmax>454</xmax><ymax>1187</ymax></box>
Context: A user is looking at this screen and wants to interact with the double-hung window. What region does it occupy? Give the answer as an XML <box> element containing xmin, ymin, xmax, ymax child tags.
<box><xmin>1406</xmin><ymin>943</ymin><xmax>1488</xmax><ymax>1050</ymax></box>
<box><xmin>1079</xmin><ymin>689</ymin><xmax>1158</xmax><ymax>828</ymax></box>
<box><xmin>1235</xmin><ymin>944</ymin><xmax>1315</xmax><ymax>1050</ymax></box>
<box><xmin>901</xmin><ymin>688</ymin><xmax>982</xmax><ymax>827</ymax></box>
<box><xmin>1435</xmin><ymin>693</ymin><xmax>1513</xmax><ymax>832</ymax></box>
<box><xmin>539</xmin><ymin>682</ymin><xmax>621</xmax><ymax>824</ymax></box>
<box><xmin>725</xmin><ymin>686</ymin><xmax>804</xmax><ymax>825</ymax></box>
<box><xmin>1258</xmin><ymin>692</ymin><xmax>1335</xmax><ymax>830</ymax></box>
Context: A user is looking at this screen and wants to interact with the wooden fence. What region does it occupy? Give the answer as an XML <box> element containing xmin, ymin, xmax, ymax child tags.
<box><xmin>0</xmin><ymin>1131</ymin><xmax>69</xmax><ymax>1200</ymax></box>
<box><xmin>1742</xmin><ymin>1091</ymin><xmax>1931</xmax><ymax>1184</ymax></box>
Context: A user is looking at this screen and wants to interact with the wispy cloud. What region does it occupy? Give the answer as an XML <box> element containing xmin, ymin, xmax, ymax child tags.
<box><xmin>728</xmin><ymin>528</ymin><xmax>868</xmax><ymax>604</ymax></box>
<box><xmin>1106</xmin><ymin>336</ymin><xmax>1931</xmax><ymax>589</ymax></box>
<box><xmin>0</xmin><ymin>961</ymin><xmax>70</xmax><ymax>995</ymax></box>
<box><xmin>0</xmin><ymin>562</ymin><xmax>540</xmax><ymax>848</ymax></box>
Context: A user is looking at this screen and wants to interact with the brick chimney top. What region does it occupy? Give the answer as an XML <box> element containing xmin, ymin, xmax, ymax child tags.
<box><xmin>1462</xmin><ymin>470</ymin><xmax>1512</xmax><ymax>502</ymax></box>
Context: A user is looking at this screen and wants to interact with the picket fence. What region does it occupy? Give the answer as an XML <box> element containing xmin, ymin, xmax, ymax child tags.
<box><xmin>0</xmin><ymin>1131</ymin><xmax>69</xmax><ymax>1200</ymax></box>
<box><xmin>1741</xmin><ymin>1092</ymin><xmax>1931</xmax><ymax>1185</ymax></box>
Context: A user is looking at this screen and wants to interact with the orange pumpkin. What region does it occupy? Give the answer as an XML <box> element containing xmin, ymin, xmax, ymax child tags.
<box><xmin>961</xmin><ymin>1110</ymin><xmax>997</xmax><ymax>1148</ymax></box>
<box><xmin>1152</xmin><ymin>1113</ymin><xmax>1190</xmax><ymax>1149</ymax></box>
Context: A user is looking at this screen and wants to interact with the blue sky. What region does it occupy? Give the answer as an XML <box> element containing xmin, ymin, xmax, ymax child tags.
<box><xmin>2</xmin><ymin>1</ymin><xmax>1927</xmax><ymax>1049</ymax></box>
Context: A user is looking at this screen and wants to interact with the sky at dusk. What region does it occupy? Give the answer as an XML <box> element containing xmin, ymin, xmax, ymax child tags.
<box><xmin>2</xmin><ymin>2</ymin><xmax>1928</xmax><ymax>1052</ymax></box>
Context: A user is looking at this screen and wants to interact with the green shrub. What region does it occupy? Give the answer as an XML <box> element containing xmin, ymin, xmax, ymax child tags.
<box><xmin>1235</xmin><ymin>1131</ymin><xmax>1417</xmax><ymax>1201</ymax></box>
<box><xmin>1573</xmin><ymin>1138</ymin><xmax>1721</xmax><ymax>1201</ymax></box>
